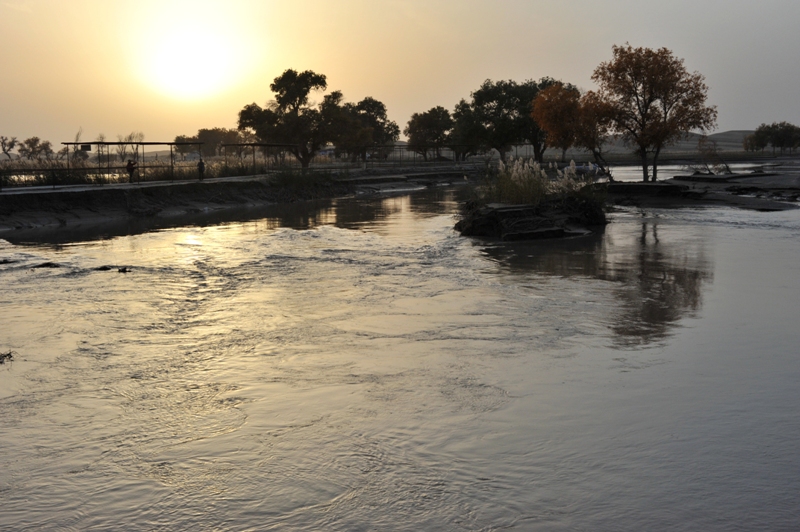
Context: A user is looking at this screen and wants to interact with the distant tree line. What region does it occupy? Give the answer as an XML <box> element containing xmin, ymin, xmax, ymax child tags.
<box><xmin>4</xmin><ymin>45</ymin><xmax>755</xmax><ymax>183</ymax></box>
<box><xmin>406</xmin><ymin>44</ymin><xmax>717</xmax><ymax>181</ymax></box>
<box><xmin>0</xmin><ymin>129</ymin><xmax>146</xmax><ymax>165</ymax></box>
<box><xmin>743</xmin><ymin>122</ymin><xmax>800</xmax><ymax>154</ymax></box>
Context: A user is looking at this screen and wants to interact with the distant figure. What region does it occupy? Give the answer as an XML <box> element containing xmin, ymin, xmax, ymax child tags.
<box><xmin>125</xmin><ymin>159</ymin><xmax>137</xmax><ymax>183</ymax></box>
<box><xmin>198</xmin><ymin>159</ymin><xmax>205</xmax><ymax>180</ymax></box>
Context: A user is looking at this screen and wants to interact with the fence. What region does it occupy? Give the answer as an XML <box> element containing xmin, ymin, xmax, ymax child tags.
<box><xmin>0</xmin><ymin>142</ymin><xmax>520</xmax><ymax>191</ymax></box>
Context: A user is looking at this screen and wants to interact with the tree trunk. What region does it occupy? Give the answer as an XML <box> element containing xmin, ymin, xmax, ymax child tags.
<box><xmin>652</xmin><ymin>146</ymin><xmax>662</xmax><ymax>181</ymax></box>
<box><xmin>532</xmin><ymin>141</ymin><xmax>545</xmax><ymax>163</ymax></box>
<box><xmin>561</xmin><ymin>148</ymin><xmax>567</xmax><ymax>162</ymax></box>
<box><xmin>640</xmin><ymin>150</ymin><xmax>650</xmax><ymax>182</ymax></box>
<box><xmin>591</xmin><ymin>149</ymin><xmax>608</xmax><ymax>175</ymax></box>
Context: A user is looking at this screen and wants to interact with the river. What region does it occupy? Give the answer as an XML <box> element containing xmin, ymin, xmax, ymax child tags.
<box><xmin>1</xmin><ymin>187</ymin><xmax>799</xmax><ymax>530</ymax></box>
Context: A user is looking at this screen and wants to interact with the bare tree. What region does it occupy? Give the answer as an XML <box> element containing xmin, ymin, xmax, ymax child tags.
<box><xmin>1</xmin><ymin>136</ymin><xmax>18</xmax><ymax>160</ymax></box>
<box><xmin>116</xmin><ymin>131</ymin><xmax>145</xmax><ymax>162</ymax></box>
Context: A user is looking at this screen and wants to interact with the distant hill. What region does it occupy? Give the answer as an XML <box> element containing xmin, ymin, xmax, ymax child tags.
<box><xmin>706</xmin><ymin>130</ymin><xmax>754</xmax><ymax>151</ymax></box>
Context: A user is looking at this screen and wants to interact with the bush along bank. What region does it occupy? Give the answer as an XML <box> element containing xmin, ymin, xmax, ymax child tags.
<box><xmin>455</xmin><ymin>158</ymin><xmax>607</xmax><ymax>241</ymax></box>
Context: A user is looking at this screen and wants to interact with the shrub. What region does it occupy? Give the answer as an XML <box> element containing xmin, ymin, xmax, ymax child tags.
<box><xmin>480</xmin><ymin>157</ymin><xmax>594</xmax><ymax>205</ymax></box>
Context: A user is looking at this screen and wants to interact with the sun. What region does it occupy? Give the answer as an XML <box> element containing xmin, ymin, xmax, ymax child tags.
<box><xmin>131</xmin><ymin>10</ymin><xmax>250</xmax><ymax>101</ymax></box>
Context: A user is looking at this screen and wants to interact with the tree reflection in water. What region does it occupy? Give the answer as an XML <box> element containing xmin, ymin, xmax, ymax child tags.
<box><xmin>481</xmin><ymin>212</ymin><xmax>714</xmax><ymax>346</ymax></box>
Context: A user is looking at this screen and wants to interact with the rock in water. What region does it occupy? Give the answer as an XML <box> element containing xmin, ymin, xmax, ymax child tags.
<box><xmin>455</xmin><ymin>196</ymin><xmax>606</xmax><ymax>241</ymax></box>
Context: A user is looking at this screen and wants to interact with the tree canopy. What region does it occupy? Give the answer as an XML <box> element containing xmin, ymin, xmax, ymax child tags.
<box><xmin>335</xmin><ymin>96</ymin><xmax>401</xmax><ymax>161</ymax></box>
<box><xmin>16</xmin><ymin>137</ymin><xmax>54</xmax><ymax>161</ymax></box>
<box><xmin>744</xmin><ymin>122</ymin><xmax>800</xmax><ymax>153</ymax></box>
<box><xmin>0</xmin><ymin>136</ymin><xmax>17</xmax><ymax>160</ymax></box>
<box><xmin>531</xmin><ymin>83</ymin><xmax>581</xmax><ymax>161</ymax></box>
<box><xmin>238</xmin><ymin>69</ymin><xmax>339</xmax><ymax>168</ymax></box>
<box><xmin>592</xmin><ymin>44</ymin><xmax>717</xmax><ymax>181</ymax></box>
<box><xmin>470</xmin><ymin>78</ymin><xmax>557</xmax><ymax>162</ymax></box>
<box><xmin>449</xmin><ymin>99</ymin><xmax>484</xmax><ymax>161</ymax></box>
<box><xmin>238</xmin><ymin>69</ymin><xmax>397</xmax><ymax>168</ymax></box>
<box><xmin>403</xmin><ymin>106</ymin><xmax>453</xmax><ymax>160</ymax></box>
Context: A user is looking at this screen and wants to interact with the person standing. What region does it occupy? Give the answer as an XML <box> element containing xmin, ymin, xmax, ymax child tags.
<box><xmin>125</xmin><ymin>159</ymin><xmax>137</xmax><ymax>183</ymax></box>
<box><xmin>198</xmin><ymin>159</ymin><xmax>205</xmax><ymax>181</ymax></box>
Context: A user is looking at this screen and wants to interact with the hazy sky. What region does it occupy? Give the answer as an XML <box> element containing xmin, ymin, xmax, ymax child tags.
<box><xmin>2</xmin><ymin>0</ymin><xmax>799</xmax><ymax>145</ymax></box>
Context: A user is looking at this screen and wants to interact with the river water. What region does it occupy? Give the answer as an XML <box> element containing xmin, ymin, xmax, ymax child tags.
<box><xmin>2</xmin><ymin>187</ymin><xmax>800</xmax><ymax>530</ymax></box>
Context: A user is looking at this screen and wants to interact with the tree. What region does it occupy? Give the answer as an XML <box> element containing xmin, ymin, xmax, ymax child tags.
<box><xmin>532</xmin><ymin>83</ymin><xmax>581</xmax><ymax>161</ymax></box>
<box><xmin>270</xmin><ymin>69</ymin><xmax>327</xmax><ymax>113</ymax></box>
<box><xmin>239</xmin><ymin>69</ymin><xmax>344</xmax><ymax>169</ymax></box>
<box><xmin>696</xmin><ymin>135</ymin><xmax>731</xmax><ymax>174</ymax></box>
<box><xmin>592</xmin><ymin>44</ymin><xmax>717</xmax><ymax>181</ymax></box>
<box><xmin>116</xmin><ymin>131</ymin><xmax>144</xmax><ymax>162</ymax></box>
<box><xmin>743</xmin><ymin>131</ymin><xmax>768</xmax><ymax>152</ymax></box>
<box><xmin>174</xmin><ymin>134</ymin><xmax>198</xmax><ymax>160</ymax></box>
<box><xmin>449</xmin><ymin>99</ymin><xmax>484</xmax><ymax>161</ymax></box>
<box><xmin>0</xmin><ymin>136</ymin><xmax>17</xmax><ymax>160</ymax></box>
<box><xmin>403</xmin><ymin>106</ymin><xmax>453</xmax><ymax>161</ymax></box>
<box><xmin>574</xmin><ymin>91</ymin><xmax>614</xmax><ymax>172</ymax></box>
<box><xmin>352</xmin><ymin>97</ymin><xmax>400</xmax><ymax>146</ymax></box>
<box><xmin>756</xmin><ymin>121</ymin><xmax>800</xmax><ymax>154</ymax></box>
<box><xmin>196</xmin><ymin>127</ymin><xmax>241</xmax><ymax>157</ymax></box>
<box><xmin>342</xmin><ymin>97</ymin><xmax>401</xmax><ymax>160</ymax></box>
<box><xmin>470</xmin><ymin>78</ymin><xmax>557</xmax><ymax>162</ymax></box>
<box><xmin>17</xmin><ymin>137</ymin><xmax>51</xmax><ymax>160</ymax></box>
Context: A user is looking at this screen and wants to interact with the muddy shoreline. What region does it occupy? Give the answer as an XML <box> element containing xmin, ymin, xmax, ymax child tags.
<box><xmin>606</xmin><ymin>173</ymin><xmax>800</xmax><ymax>211</ymax></box>
<box><xmin>0</xmin><ymin>178</ymin><xmax>355</xmax><ymax>236</ymax></box>
<box><xmin>2</xmin><ymin>169</ymin><xmax>798</xmax><ymax>245</ymax></box>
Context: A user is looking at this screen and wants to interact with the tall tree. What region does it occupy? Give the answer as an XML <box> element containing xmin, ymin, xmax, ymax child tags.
<box><xmin>403</xmin><ymin>106</ymin><xmax>453</xmax><ymax>161</ymax></box>
<box><xmin>238</xmin><ymin>69</ymin><xmax>342</xmax><ymax>169</ymax></box>
<box><xmin>573</xmin><ymin>91</ymin><xmax>614</xmax><ymax>172</ymax></box>
<box><xmin>174</xmin><ymin>134</ymin><xmax>198</xmax><ymax>160</ymax></box>
<box><xmin>335</xmin><ymin>96</ymin><xmax>400</xmax><ymax>161</ymax></box>
<box><xmin>17</xmin><ymin>137</ymin><xmax>52</xmax><ymax>160</ymax></box>
<box><xmin>116</xmin><ymin>131</ymin><xmax>144</xmax><ymax>162</ymax></box>
<box><xmin>0</xmin><ymin>136</ymin><xmax>18</xmax><ymax>160</ymax></box>
<box><xmin>757</xmin><ymin>121</ymin><xmax>800</xmax><ymax>154</ymax></box>
<box><xmin>352</xmin><ymin>97</ymin><xmax>400</xmax><ymax>146</ymax></box>
<box><xmin>532</xmin><ymin>83</ymin><xmax>581</xmax><ymax>161</ymax></box>
<box><xmin>449</xmin><ymin>99</ymin><xmax>484</xmax><ymax>161</ymax></box>
<box><xmin>195</xmin><ymin>128</ymin><xmax>241</xmax><ymax>157</ymax></box>
<box><xmin>592</xmin><ymin>44</ymin><xmax>717</xmax><ymax>181</ymax></box>
<box><xmin>469</xmin><ymin>78</ymin><xmax>557</xmax><ymax>162</ymax></box>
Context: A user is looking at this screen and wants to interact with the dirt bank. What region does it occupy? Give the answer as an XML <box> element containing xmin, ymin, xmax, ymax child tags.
<box><xmin>605</xmin><ymin>174</ymin><xmax>800</xmax><ymax>211</ymax></box>
<box><xmin>0</xmin><ymin>178</ymin><xmax>354</xmax><ymax>234</ymax></box>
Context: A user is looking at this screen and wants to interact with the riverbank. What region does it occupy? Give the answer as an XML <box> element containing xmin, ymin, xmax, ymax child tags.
<box><xmin>605</xmin><ymin>173</ymin><xmax>800</xmax><ymax>211</ymax></box>
<box><xmin>0</xmin><ymin>177</ymin><xmax>356</xmax><ymax>234</ymax></box>
<box><xmin>3</xmin><ymin>163</ymin><xmax>798</xmax><ymax>241</ymax></box>
<box><xmin>0</xmin><ymin>166</ymin><xmax>479</xmax><ymax>236</ymax></box>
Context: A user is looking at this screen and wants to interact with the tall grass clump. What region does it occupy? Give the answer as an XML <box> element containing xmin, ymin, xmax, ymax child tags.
<box><xmin>480</xmin><ymin>157</ymin><xmax>598</xmax><ymax>206</ymax></box>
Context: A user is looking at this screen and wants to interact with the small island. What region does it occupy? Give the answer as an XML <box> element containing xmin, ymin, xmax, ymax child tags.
<box><xmin>455</xmin><ymin>159</ymin><xmax>607</xmax><ymax>240</ymax></box>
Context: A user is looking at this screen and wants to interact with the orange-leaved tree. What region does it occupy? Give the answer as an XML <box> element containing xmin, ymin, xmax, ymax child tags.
<box><xmin>592</xmin><ymin>44</ymin><xmax>717</xmax><ymax>181</ymax></box>
<box><xmin>574</xmin><ymin>91</ymin><xmax>614</xmax><ymax>173</ymax></box>
<box><xmin>532</xmin><ymin>85</ymin><xmax>614</xmax><ymax>172</ymax></box>
<box><xmin>531</xmin><ymin>83</ymin><xmax>581</xmax><ymax>162</ymax></box>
